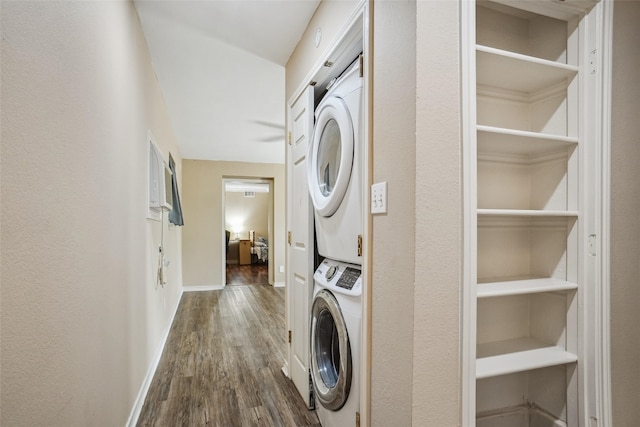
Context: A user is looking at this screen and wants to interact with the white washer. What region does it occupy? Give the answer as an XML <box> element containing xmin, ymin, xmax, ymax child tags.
<box><xmin>310</xmin><ymin>259</ymin><xmax>361</xmax><ymax>427</ymax></box>
<box><xmin>308</xmin><ymin>58</ymin><xmax>363</xmax><ymax>265</ymax></box>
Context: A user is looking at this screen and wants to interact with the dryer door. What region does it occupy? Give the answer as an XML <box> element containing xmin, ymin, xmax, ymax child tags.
<box><xmin>307</xmin><ymin>96</ymin><xmax>354</xmax><ymax>217</ymax></box>
<box><xmin>310</xmin><ymin>289</ymin><xmax>352</xmax><ymax>411</ymax></box>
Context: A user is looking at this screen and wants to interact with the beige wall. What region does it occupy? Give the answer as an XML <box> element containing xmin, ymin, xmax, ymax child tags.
<box><xmin>370</xmin><ymin>1</ymin><xmax>417</xmax><ymax>425</ymax></box>
<box><xmin>1</xmin><ymin>2</ymin><xmax>183</xmax><ymax>425</ymax></box>
<box><xmin>610</xmin><ymin>0</ymin><xmax>640</xmax><ymax>423</ymax></box>
<box><xmin>182</xmin><ymin>160</ymin><xmax>285</xmax><ymax>286</ymax></box>
<box><xmin>225</xmin><ymin>191</ymin><xmax>270</xmax><ymax>240</ymax></box>
<box><xmin>412</xmin><ymin>0</ymin><xmax>463</xmax><ymax>424</ymax></box>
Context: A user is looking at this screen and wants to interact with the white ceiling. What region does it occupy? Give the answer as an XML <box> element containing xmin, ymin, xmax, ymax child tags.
<box><xmin>134</xmin><ymin>0</ymin><xmax>321</xmax><ymax>164</ymax></box>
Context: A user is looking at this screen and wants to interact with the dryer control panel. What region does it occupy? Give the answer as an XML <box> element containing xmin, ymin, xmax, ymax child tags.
<box><xmin>314</xmin><ymin>259</ymin><xmax>362</xmax><ymax>296</ymax></box>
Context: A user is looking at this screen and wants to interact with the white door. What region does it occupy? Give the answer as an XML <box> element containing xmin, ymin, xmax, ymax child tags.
<box><xmin>286</xmin><ymin>86</ymin><xmax>315</xmax><ymax>408</ymax></box>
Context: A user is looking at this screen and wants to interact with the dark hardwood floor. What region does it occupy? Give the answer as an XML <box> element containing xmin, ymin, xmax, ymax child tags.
<box><xmin>137</xmin><ymin>282</ymin><xmax>320</xmax><ymax>426</ymax></box>
<box><xmin>226</xmin><ymin>263</ymin><xmax>269</xmax><ymax>286</ymax></box>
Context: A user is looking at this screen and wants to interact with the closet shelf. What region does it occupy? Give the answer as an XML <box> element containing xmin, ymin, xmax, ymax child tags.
<box><xmin>477</xmin><ymin>338</ymin><xmax>577</xmax><ymax>379</ymax></box>
<box><xmin>476</xmin><ymin>45</ymin><xmax>578</xmax><ymax>93</ymax></box>
<box><xmin>477</xmin><ymin>209</ymin><xmax>579</xmax><ymax>217</ymax></box>
<box><xmin>477</xmin><ymin>125</ymin><xmax>578</xmax><ymax>156</ymax></box>
<box><xmin>488</xmin><ymin>0</ymin><xmax>599</xmax><ymax>22</ymax></box>
<box><xmin>477</xmin><ymin>277</ymin><xmax>578</xmax><ymax>298</ymax></box>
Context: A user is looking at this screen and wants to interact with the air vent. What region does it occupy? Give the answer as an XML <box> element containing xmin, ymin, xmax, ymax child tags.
<box><xmin>244</xmin><ymin>191</ymin><xmax>255</xmax><ymax>198</ymax></box>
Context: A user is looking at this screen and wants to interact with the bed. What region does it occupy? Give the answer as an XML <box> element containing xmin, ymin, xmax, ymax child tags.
<box><xmin>249</xmin><ymin>230</ymin><xmax>269</xmax><ymax>264</ymax></box>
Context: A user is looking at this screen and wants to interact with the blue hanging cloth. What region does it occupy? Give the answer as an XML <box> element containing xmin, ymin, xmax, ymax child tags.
<box><xmin>168</xmin><ymin>153</ymin><xmax>184</xmax><ymax>226</ymax></box>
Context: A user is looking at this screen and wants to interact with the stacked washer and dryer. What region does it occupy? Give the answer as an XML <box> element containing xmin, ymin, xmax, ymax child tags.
<box><xmin>307</xmin><ymin>57</ymin><xmax>363</xmax><ymax>427</ymax></box>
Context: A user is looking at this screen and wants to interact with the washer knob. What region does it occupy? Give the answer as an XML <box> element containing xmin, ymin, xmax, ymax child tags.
<box><xmin>325</xmin><ymin>265</ymin><xmax>337</xmax><ymax>281</ymax></box>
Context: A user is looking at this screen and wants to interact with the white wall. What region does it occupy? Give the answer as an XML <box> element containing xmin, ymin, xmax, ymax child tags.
<box><xmin>135</xmin><ymin>0</ymin><xmax>286</xmax><ymax>164</ymax></box>
<box><xmin>610</xmin><ymin>0</ymin><xmax>640</xmax><ymax>423</ymax></box>
<box><xmin>1</xmin><ymin>2</ymin><xmax>183</xmax><ymax>424</ymax></box>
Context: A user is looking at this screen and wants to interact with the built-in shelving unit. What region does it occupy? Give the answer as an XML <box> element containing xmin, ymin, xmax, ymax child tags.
<box><xmin>465</xmin><ymin>0</ymin><xmax>611</xmax><ymax>425</ymax></box>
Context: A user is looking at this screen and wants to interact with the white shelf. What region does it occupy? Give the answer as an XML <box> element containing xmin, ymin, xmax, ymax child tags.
<box><xmin>477</xmin><ymin>278</ymin><xmax>578</xmax><ymax>298</ymax></box>
<box><xmin>476</xmin><ymin>45</ymin><xmax>578</xmax><ymax>93</ymax></box>
<box><xmin>477</xmin><ymin>125</ymin><xmax>578</xmax><ymax>156</ymax></box>
<box><xmin>489</xmin><ymin>0</ymin><xmax>599</xmax><ymax>22</ymax></box>
<box><xmin>478</xmin><ymin>209</ymin><xmax>579</xmax><ymax>217</ymax></box>
<box><xmin>476</xmin><ymin>338</ymin><xmax>577</xmax><ymax>379</ymax></box>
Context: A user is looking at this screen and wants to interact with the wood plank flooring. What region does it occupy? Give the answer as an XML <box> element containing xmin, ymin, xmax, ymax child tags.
<box><xmin>137</xmin><ymin>284</ymin><xmax>320</xmax><ymax>427</ymax></box>
<box><xmin>226</xmin><ymin>264</ymin><xmax>269</xmax><ymax>286</ymax></box>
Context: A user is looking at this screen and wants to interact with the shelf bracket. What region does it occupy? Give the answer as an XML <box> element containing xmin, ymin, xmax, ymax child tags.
<box><xmin>588</xmin><ymin>234</ymin><xmax>597</xmax><ymax>257</ymax></box>
<box><xmin>589</xmin><ymin>49</ymin><xmax>598</xmax><ymax>75</ymax></box>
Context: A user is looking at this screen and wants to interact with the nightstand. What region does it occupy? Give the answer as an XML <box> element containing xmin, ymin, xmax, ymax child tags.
<box><xmin>239</xmin><ymin>239</ymin><xmax>252</xmax><ymax>265</ymax></box>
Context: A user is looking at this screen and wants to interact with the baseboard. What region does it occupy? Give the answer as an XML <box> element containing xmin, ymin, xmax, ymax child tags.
<box><xmin>281</xmin><ymin>361</ymin><xmax>290</xmax><ymax>377</ymax></box>
<box><xmin>273</xmin><ymin>282</ymin><xmax>285</xmax><ymax>288</ymax></box>
<box><xmin>126</xmin><ymin>287</ymin><xmax>184</xmax><ymax>427</ymax></box>
<box><xmin>183</xmin><ymin>284</ymin><xmax>225</xmax><ymax>292</ymax></box>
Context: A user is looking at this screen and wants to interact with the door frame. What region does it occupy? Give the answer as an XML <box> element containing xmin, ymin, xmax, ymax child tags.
<box><xmin>221</xmin><ymin>177</ymin><xmax>275</xmax><ymax>286</ymax></box>
<box><xmin>285</xmin><ymin>0</ymin><xmax>371</xmax><ymax>423</ymax></box>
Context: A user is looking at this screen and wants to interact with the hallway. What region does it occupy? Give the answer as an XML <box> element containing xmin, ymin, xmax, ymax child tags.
<box><xmin>137</xmin><ymin>285</ymin><xmax>319</xmax><ymax>426</ymax></box>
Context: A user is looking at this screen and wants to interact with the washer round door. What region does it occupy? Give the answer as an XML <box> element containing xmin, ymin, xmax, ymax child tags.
<box><xmin>307</xmin><ymin>96</ymin><xmax>354</xmax><ymax>217</ymax></box>
<box><xmin>310</xmin><ymin>289</ymin><xmax>352</xmax><ymax>411</ymax></box>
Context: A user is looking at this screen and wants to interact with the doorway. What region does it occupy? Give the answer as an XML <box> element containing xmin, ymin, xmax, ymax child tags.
<box><xmin>223</xmin><ymin>178</ymin><xmax>274</xmax><ymax>286</ymax></box>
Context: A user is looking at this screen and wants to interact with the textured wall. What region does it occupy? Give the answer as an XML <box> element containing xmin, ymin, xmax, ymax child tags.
<box><xmin>370</xmin><ymin>1</ymin><xmax>417</xmax><ymax>425</ymax></box>
<box><xmin>1</xmin><ymin>2</ymin><xmax>183</xmax><ymax>425</ymax></box>
<box><xmin>181</xmin><ymin>160</ymin><xmax>285</xmax><ymax>286</ymax></box>
<box><xmin>412</xmin><ymin>0</ymin><xmax>463</xmax><ymax>424</ymax></box>
<box><xmin>610</xmin><ymin>0</ymin><xmax>640</xmax><ymax>424</ymax></box>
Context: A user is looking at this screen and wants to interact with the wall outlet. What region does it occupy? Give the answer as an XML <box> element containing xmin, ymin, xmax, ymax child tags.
<box><xmin>371</xmin><ymin>182</ymin><xmax>387</xmax><ymax>214</ymax></box>
<box><xmin>279</xmin><ymin>265</ymin><xmax>285</xmax><ymax>273</ymax></box>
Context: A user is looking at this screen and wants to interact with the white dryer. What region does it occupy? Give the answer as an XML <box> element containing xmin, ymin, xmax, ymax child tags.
<box><xmin>308</xmin><ymin>58</ymin><xmax>363</xmax><ymax>265</ymax></box>
<box><xmin>310</xmin><ymin>259</ymin><xmax>361</xmax><ymax>427</ymax></box>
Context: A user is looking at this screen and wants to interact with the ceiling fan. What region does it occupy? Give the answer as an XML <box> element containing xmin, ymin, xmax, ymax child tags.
<box><xmin>250</xmin><ymin>119</ymin><xmax>285</xmax><ymax>143</ymax></box>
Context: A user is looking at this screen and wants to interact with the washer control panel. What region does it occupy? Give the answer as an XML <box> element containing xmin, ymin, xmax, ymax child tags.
<box><xmin>314</xmin><ymin>259</ymin><xmax>362</xmax><ymax>296</ymax></box>
<box><xmin>337</xmin><ymin>267</ymin><xmax>360</xmax><ymax>290</ymax></box>
<box><xmin>325</xmin><ymin>265</ymin><xmax>338</xmax><ymax>281</ymax></box>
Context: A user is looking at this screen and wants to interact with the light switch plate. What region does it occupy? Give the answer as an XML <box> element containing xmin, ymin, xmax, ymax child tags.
<box><xmin>371</xmin><ymin>182</ymin><xmax>387</xmax><ymax>214</ymax></box>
